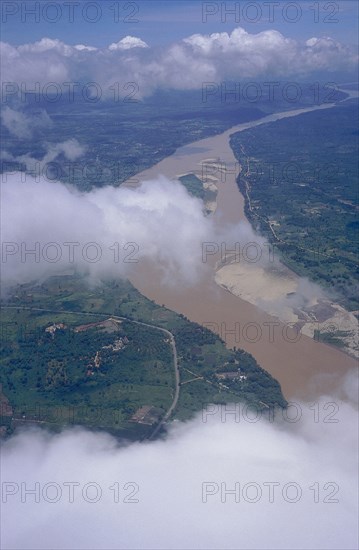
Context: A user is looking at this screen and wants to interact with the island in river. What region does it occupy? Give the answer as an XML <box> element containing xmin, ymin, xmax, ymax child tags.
<box><xmin>1</xmin><ymin>90</ymin><xmax>357</xmax><ymax>439</ymax></box>
<box><xmin>125</xmin><ymin>97</ymin><xmax>358</xmax><ymax>401</ymax></box>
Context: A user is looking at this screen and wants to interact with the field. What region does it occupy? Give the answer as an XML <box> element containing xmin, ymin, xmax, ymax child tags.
<box><xmin>230</xmin><ymin>100</ymin><xmax>359</xmax><ymax>312</ymax></box>
<box><xmin>1</xmin><ymin>85</ymin><xmax>346</xmax><ymax>190</ymax></box>
<box><xmin>0</xmin><ymin>275</ymin><xmax>286</xmax><ymax>439</ymax></box>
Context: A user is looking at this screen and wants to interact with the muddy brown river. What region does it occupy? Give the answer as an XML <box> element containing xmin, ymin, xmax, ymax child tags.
<box><xmin>126</xmin><ymin>104</ymin><xmax>357</xmax><ymax>400</ymax></box>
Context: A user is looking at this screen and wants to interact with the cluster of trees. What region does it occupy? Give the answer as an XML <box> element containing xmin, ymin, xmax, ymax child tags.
<box><xmin>231</xmin><ymin>103</ymin><xmax>359</xmax><ymax>311</ymax></box>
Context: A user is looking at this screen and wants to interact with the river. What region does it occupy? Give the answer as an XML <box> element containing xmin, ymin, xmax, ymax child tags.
<box><xmin>125</xmin><ymin>98</ymin><xmax>357</xmax><ymax>401</ymax></box>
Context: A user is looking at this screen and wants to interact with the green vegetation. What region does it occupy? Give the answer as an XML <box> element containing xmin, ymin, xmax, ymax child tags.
<box><xmin>2</xmin><ymin>85</ymin><xmax>346</xmax><ymax>191</ymax></box>
<box><xmin>178</xmin><ymin>174</ymin><xmax>206</xmax><ymax>200</ymax></box>
<box><xmin>4</xmin><ymin>87</ymin><xmax>344</xmax><ymax>438</ymax></box>
<box><xmin>0</xmin><ymin>275</ymin><xmax>286</xmax><ymax>439</ymax></box>
<box><xmin>230</xmin><ymin>101</ymin><xmax>359</xmax><ymax>311</ymax></box>
<box><xmin>1</xmin><ymin>95</ymin><xmax>265</xmax><ymax>190</ymax></box>
<box><xmin>313</xmin><ymin>329</ymin><xmax>348</xmax><ymax>348</ymax></box>
<box><xmin>178</xmin><ymin>173</ymin><xmax>217</xmax><ymax>212</ymax></box>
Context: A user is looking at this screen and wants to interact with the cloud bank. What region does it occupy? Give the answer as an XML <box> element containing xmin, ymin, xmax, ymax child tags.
<box><xmin>0</xmin><ymin>168</ymin><xmax>340</xmax><ymax>318</ymax></box>
<box><xmin>1</xmin><ymin>28</ymin><xmax>357</xmax><ymax>99</ymax></box>
<box><xmin>1</xmin><ymin>371</ymin><xmax>358</xmax><ymax>550</ymax></box>
<box><xmin>1</xmin><ymin>172</ymin><xmax>218</xmax><ymax>288</ymax></box>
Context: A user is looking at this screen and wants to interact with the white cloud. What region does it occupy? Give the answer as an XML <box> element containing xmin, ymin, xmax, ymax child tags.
<box><xmin>74</xmin><ymin>44</ymin><xmax>98</xmax><ymax>52</ymax></box>
<box><xmin>1</xmin><ymin>371</ymin><xmax>357</xmax><ymax>550</ymax></box>
<box><xmin>43</xmin><ymin>138</ymin><xmax>87</xmax><ymax>162</ymax></box>
<box><xmin>1</xmin><ymin>107</ymin><xmax>52</xmax><ymax>139</ymax></box>
<box><xmin>0</xmin><ymin>28</ymin><xmax>357</xmax><ymax>100</ymax></box>
<box><xmin>108</xmin><ymin>36</ymin><xmax>149</xmax><ymax>51</ymax></box>
<box><xmin>17</xmin><ymin>37</ymin><xmax>74</xmax><ymax>56</ymax></box>
<box><xmin>0</xmin><ymin>39</ymin><xmax>71</xmax><ymax>87</ymax></box>
<box><xmin>0</xmin><ymin>172</ymin><xmax>216</xmax><ymax>288</ymax></box>
<box><xmin>2</xmin><ymin>139</ymin><xmax>86</xmax><ymax>177</ymax></box>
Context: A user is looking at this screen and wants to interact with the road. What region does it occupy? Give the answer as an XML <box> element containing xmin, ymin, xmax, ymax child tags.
<box><xmin>1</xmin><ymin>305</ymin><xmax>181</xmax><ymax>439</ymax></box>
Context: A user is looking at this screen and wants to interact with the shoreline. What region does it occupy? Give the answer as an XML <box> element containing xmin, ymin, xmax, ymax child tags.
<box><xmin>124</xmin><ymin>97</ymin><xmax>358</xmax><ymax>400</ymax></box>
<box><xmin>214</xmin><ymin>260</ymin><xmax>358</xmax><ymax>359</ymax></box>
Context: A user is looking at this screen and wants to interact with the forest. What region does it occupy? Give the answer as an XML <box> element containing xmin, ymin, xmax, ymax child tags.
<box><xmin>0</xmin><ymin>275</ymin><xmax>286</xmax><ymax>438</ymax></box>
<box><xmin>230</xmin><ymin>100</ymin><xmax>359</xmax><ymax>312</ymax></box>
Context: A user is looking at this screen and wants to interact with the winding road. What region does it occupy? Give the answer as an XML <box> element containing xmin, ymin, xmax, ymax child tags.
<box><xmin>1</xmin><ymin>305</ymin><xmax>181</xmax><ymax>439</ymax></box>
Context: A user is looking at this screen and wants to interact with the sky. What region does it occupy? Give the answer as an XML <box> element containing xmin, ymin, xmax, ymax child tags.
<box><xmin>1</xmin><ymin>0</ymin><xmax>358</xmax><ymax>100</ymax></box>
<box><xmin>1</xmin><ymin>0</ymin><xmax>358</xmax><ymax>48</ymax></box>
<box><xmin>1</xmin><ymin>2</ymin><xmax>358</xmax><ymax>549</ymax></box>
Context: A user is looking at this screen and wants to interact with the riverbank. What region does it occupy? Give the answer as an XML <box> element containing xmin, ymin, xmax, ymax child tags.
<box><xmin>124</xmin><ymin>100</ymin><xmax>357</xmax><ymax>400</ymax></box>
<box><xmin>215</xmin><ymin>260</ymin><xmax>358</xmax><ymax>359</ymax></box>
